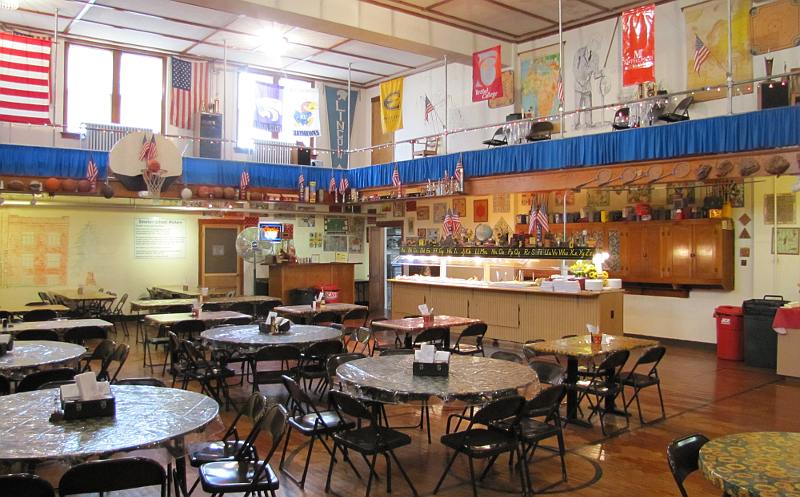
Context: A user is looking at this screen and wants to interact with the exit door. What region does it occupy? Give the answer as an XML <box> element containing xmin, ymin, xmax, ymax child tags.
<box><xmin>199</xmin><ymin>220</ymin><xmax>242</xmax><ymax>295</ymax></box>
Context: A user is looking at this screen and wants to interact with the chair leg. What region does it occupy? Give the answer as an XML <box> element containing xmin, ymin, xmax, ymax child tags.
<box><xmin>384</xmin><ymin>452</ymin><xmax>392</xmax><ymax>494</ymax></box>
<box><xmin>389</xmin><ymin>449</ymin><xmax>419</xmax><ymax>497</ymax></box>
<box><xmin>364</xmin><ymin>453</ymin><xmax>378</xmax><ymax>497</ymax></box>
<box><xmin>425</xmin><ymin>402</ymin><xmax>432</xmax><ymax>444</ymax></box>
<box><xmin>299</xmin><ymin>434</ymin><xmax>316</xmax><ymax>487</ymax></box>
<box><xmin>433</xmin><ymin>451</ymin><xmax>459</xmax><ymax>494</ymax></box>
<box><xmin>557</xmin><ymin>430</ymin><xmax>568</xmax><ymax>482</ymax></box>
<box><xmin>468</xmin><ymin>456</ymin><xmax>478</xmax><ymax>497</ymax></box>
<box><xmin>325</xmin><ymin>442</ymin><xmax>338</xmax><ymax>493</ymax></box>
<box><xmin>278</xmin><ymin>425</ymin><xmax>292</xmax><ymax>473</ymax></box>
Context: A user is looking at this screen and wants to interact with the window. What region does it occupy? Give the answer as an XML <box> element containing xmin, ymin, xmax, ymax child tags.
<box><xmin>65</xmin><ymin>44</ymin><xmax>163</xmax><ymax>133</ymax></box>
<box><xmin>236</xmin><ymin>72</ymin><xmax>313</xmax><ymax>149</ymax></box>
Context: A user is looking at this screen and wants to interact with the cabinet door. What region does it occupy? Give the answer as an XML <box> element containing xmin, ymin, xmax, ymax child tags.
<box><xmin>693</xmin><ymin>223</ymin><xmax>720</xmax><ymax>281</ymax></box>
<box><xmin>641</xmin><ymin>225</ymin><xmax>663</xmax><ymax>280</ymax></box>
<box><xmin>604</xmin><ymin>226</ymin><xmax>628</xmax><ymax>277</ymax></box>
<box><xmin>667</xmin><ymin>223</ymin><xmax>694</xmax><ymax>281</ymax></box>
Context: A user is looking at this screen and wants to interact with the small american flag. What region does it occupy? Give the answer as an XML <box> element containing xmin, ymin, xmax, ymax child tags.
<box><xmin>138</xmin><ymin>134</ymin><xmax>157</xmax><ymax>162</ymax></box>
<box><xmin>298</xmin><ymin>172</ymin><xmax>304</xmax><ymax>189</ymax></box>
<box><xmin>424</xmin><ymin>95</ymin><xmax>434</xmax><ymax>122</ymax></box>
<box><xmin>693</xmin><ymin>35</ymin><xmax>710</xmax><ymax>73</ymax></box>
<box><xmin>556</xmin><ymin>74</ymin><xmax>565</xmax><ymax>105</ymax></box>
<box><xmin>392</xmin><ymin>166</ymin><xmax>401</xmax><ymax>188</ymax></box>
<box><xmin>451</xmin><ymin>209</ymin><xmax>461</xmax><ymax>235</ymax></box>
<box><xmin>240</xmin><ymin>170</ymin><xmax>250</xmax><ymax>198</ymax></box>
<box><xmin>454</xmin><ymin>155</ymin><xmax>464</xmax><ymax>185</ymax></box>
<box><xmin>442</xmin><ymin>209</ymin><xmax>453</xmax><ymax>237</ymax></box>
<box><xmin>536</xmin><ymin>200</ymin><xmax>550</xmax><ymax>234</ymax></box>
<box><xmin>329</xmin><ymin>175</ymin><xmax>336</xmax><ymax>194</ymax></box>
<box><xmin>339</xmin><ymin>176</ymin><xmax>349</xmax><ymax>193</ymax></box>
<box><xmin>528</xmin><ymin>201</ymin><xmax>537</xmax><ymax>235</ymax></box>
<box><xmin>86</xmin><ymin>157</ymin><xmax>98</xmax><ymax>189</ymax></box>
<box><xmin>170</xmin><ymin>57</ymin><xmax>208</xmax><ymax>130</ymax></box>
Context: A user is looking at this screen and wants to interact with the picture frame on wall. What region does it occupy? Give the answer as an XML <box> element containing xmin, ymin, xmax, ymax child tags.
<box><xmin>473</xmin><ymin>199</ymin><xmax>488</xmax><ymax>222</ymax></box>
<box><xmin>417</xmin><ymin>205</ymin><xmax>430</xmax><ymax>221</ymax></box>
<box><xmin>554</xmin><ymin>190</ymin><xmax>574</xmax><ymax>206</ymax></box>
<box><xmin>493</xmin><ymin>193</ymin><xmax>511</xmax><ymax>213</ymax></box>
<box><xmin>587</xmin><ymin>190</ymin><xmax>610</xmax><ymax>207</ymax></box>
<box><xmin>433</xmin><ymin>202</ymin><xmax>447</xmax><ymax>223</ymax></box>
<box><xmin>774</xmin><ymin>227</ymin><xmax>800</xmax><ymax>255</ymax></box>
<box><xmin>393</xmin><ymin>201</ymin><xmax>405</xmax><ymax>218</ymax></box>
<box><xmin>452</xmin><ymin>197</ymin><xmax>467</xmax><ymax>217</ymax></box>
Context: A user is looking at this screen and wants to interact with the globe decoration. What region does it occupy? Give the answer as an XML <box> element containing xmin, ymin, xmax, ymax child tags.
<box><xmin>475</xmin><ymin>223</ymin><xmax>493</xmax><ymax>243</ymax></box>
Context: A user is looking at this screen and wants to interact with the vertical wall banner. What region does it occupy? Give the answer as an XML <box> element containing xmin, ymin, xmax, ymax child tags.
<box><xmin>472</xmin><ymin>45</ymin><xmax>503</xmax><ymax>102</ymax></box>
<box><xmin>324</xmin><ymin>85</ymin><xmax>358</xmax><ymax>169</ymax></box>
<box><xmin>253</xmin><ymin>81</ymin><xmax>282</xmax><ymax>133</ymax></box>
<box><xmin>622</xmin><ymin>4</ymin><xmax>656</xmax><ymax>86</ymax></box>
<box><xmin>286</xmin><ymin>87</ymin><xmax>320</xmax><ymax>137</ymax></box>
<box><xmin>379</xmin><ymin>78</ymin><xmax>404</xmax><ymax>133</ymax></box>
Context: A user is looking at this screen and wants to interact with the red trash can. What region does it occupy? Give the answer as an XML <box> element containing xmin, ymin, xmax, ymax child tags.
<box><xmin>316</xmin><ymin>284</ymin><xmax>340</xmax><ymax>303</ymax></box>
<box><xmin>714</xmin><ymin>305</ymin><xmax>744</xmax><ymax>360</ymax></box>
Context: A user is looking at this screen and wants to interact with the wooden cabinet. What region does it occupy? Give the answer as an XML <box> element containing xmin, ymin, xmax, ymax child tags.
<box><xmin>663</xmin><ymin>221</ymin><xmax>732</xmax><ymax>288</ymax></box>
<box><xmin>627</xmin><ymin>224</ymin><xmax>663</xmax><ymax>281</ymax></box>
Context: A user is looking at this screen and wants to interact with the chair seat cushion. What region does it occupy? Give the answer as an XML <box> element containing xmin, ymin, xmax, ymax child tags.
<box><xmin>188</xmin><ymin>440</ymin><xmax>249</xmax><ymax>467</ymax></box>
<box><xmin>333</xmin><ymin>426</ymin><xmax>411</xmax><ymax>455</ymax></box>
<box><xmin>440</xmin><ymin>428</ymin><xmax>517</xmax><ymax>457</ymax></box>
<box><xmin>199</xmin><ymin>460</ymin><xmax>279</xmax><ymax>492</ymax></box>
<box><xmin>620</xmin><ymin>372</ymin><xmax>659</xmax><ymax>388</ymax></box>
<box><xmin>289</xmin><ymin>411</ymin><xmax>355</xmax><ymax>435</ymax></box>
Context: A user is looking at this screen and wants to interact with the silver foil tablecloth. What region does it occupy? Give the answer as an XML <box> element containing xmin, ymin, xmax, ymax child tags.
<box><xmin>0</xmin><ymin>340</ymin><xmax>85</xmax><ymax>379</ymax></box>
<box><xmin>201</xmin><ymin>324</ymin><xmax>342</xmax><ymax>353</ymax></box>
<box><xmin>336</xmin><ymin>355</ymin><xmax>540</xmax><ymax>405</ymax></box>
<box><xmin>0</xmin><ymin>385</ymin><xmax>220</xmax><ymax>462</ymax></box>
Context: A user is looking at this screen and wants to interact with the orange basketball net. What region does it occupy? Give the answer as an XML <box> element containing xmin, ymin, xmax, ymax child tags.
<box><xmin>141</xmin><ymin>169</ymin><xmax>166</xmax><ymax>199</ymax></box>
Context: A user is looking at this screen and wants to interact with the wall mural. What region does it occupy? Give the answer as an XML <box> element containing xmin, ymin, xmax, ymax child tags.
<box><xmin>5</xmin><ymin>216</ymin><xmax>69</xmax><ymax>287</ymax></box>
<box><xmin>519</xmin><ymin>46</ymin><xmax>562</xmax><ymax>118</ymax></box>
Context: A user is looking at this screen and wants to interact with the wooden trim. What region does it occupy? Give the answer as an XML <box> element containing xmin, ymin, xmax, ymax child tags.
<box><xmin>111</xmin><ymin>50</ymin><xmax>121</xmax><ymax>123</ymax></box>
<box><xmin>198</xmin><ymin>218</ymin><xmax>246</xmax><ymax>295</ymax></box>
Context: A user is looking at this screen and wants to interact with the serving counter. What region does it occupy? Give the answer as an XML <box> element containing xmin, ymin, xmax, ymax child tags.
<box><xmin>389</xmin><ymin>278</ymin><xmax>623</xmax><ymax>343</ymax></box>
<box><xmin>268</xmin><ymin>263</ymin><xmax>355</xmax><ymax>305</ymax></box>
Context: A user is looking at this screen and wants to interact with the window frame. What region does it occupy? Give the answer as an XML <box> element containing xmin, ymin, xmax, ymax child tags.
<box><xmin>63</xmin><ymin>41</ymin><xmax>166</xmax><ymax>136</ymax></box>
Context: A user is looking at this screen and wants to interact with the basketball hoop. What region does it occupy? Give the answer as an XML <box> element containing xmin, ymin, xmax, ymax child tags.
<box><xmin>141</xmin><ymin>169</ymin><xmax>166</xmax><ymax>199</ymax></box>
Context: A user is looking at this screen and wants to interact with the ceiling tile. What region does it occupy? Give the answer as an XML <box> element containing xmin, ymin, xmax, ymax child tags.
<box><xmin>94</xmin><ymin>0</ymin><xmax>239</xmax><ymax>28</ymax></box>
<box><xmin>0</xmin><ymin>8</ymin><xmax>71</xmax><ymax>32</ymax></box>
<box><xmin>69</xmin><ymin>20</ymin><xmax>194</xmax><ymax>52</ymax></box>
<box><xmin>80</xmin><ymin>6</ymin><xmax>216</xmax><ymax>40</ymax></box>
<box><xmin>432</xmin><ymin>0</ymin><xmax>551</xmax><ymax>37</ymax></box>
<box><xmin>21</xmin><ymin>0</ymin><xmax>84</xmax><ymax>16</ymax></box>
<box><xmin>307</xmin><ymin>51</ymin><xmax>406</xmax><ymax>76</ymax></box>
<box><xmin>204</xmin><ymin>30</ymin><xmax>262</xmax><ymax>51</ymax></box>
<box><xmin>335</xmin><ymin>40</ymin><xmax>434</xmax><ymax>67</ymax></box>
<box><xmin>285</xmin><ymin>27</ymin><xmax>347</xmax><ymax>49</ymax></box>
<box><xmin>188</xmin><ymin>44</ymin><xmax>291</xmax><ymax>69</ymax></box>
<box><xmin>223</xmin><ymin>16</ymin><xmax>289</xmax><ymax>36</ymax></box>
<box><xmin>284</xmin><ymin>60</ymin><xmax>375</xmax><ymax>83</ymax></box>
<box><xmin>496</xmin><ymin>0</ymin><xmax>601</xmax><ymax>23</ymax></box>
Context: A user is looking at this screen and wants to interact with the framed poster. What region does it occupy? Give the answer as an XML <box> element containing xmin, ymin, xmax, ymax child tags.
<box><xmin>774</xmin><ymin>228</ymin><xmax>800</xmax><ymax>255</ymax></box>
<box><xmin>433</xmin><ymin>202</ymin><xmax>447</xmax><ymax>223</ymax></box>
<box><xmin>473</xmin><ymin>199</ymin><xmax>488</xmax><ymax>222</ymax></box>
<box><xmin>764</xmin><ymin>194</ymin><xmax>796</xmax><ymax>225</ymax></box>
<box><xmin>417</xmin><ymin>205</ymin><xmax>430</xmax><ymax>221</ymax></box>
<box><xmin>452</xmin><ymin>197</ymin><xmax>467</xmax><ymax>217</ymax></box>
<box><xmin>493</xmin><ymin>193</ymin><xmax>511</xmax><ymax>213</ymax></box>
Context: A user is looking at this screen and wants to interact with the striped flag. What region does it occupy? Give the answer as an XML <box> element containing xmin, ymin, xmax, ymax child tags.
<box><xmin>0</xmin><ymin>32</ymin><xmax>51</xmax><ymax>125</ymax></box>
<box><xmin>170</xmin><ymin>58</ymin><xmax>208</xmax><ymax>130</ymax></box>
<box><xmin>442</xmin><ymin>209</ymin><xmax>453</xmax><ymax>237</ymax></box>
<box><xmin>329</xmin><ymin>175</ymin><xmax>336</xmax><ymax>194</ymax></box>
<box><xmin>392</xmin><ymin>165</ymin><xmax>401</xmax><ymax>188</ymax></box>
<box><xmin>239</xmin><ymin>170</ymin><xmax>250</xmax><ymax>199</ymax></box>
<box><xmin>298</xmin><ymin>172</ymin><xmax>304</xmax><ymax>190</ymax></box>
<box><xmin>528</xmin><ymin>201</ymin><xmax>537</xmax><ymax>235</ymax></box>
<box><xmin>536</xmin><ymin>200</ymin><xmax>550</xmax><ymax>233</ymax></box>
<box><xmin>424</xmin><ymin>95</ymin><xmax>434</xmax><ymax>122</ymax></box>
<box><xmin>86</xmin><ymin>157</ymin><xmax>98</xmax><ymax>190</ymax></box>
<box><xmin>339</xmin><ymin>176</ymin><xmax>349</xmax><ymax>193</ymax></box>
<box><xmin>556</xmin><ymin>74</ymin><xmax>565</xmax><ymax>105</ymax></box>
<box><xmin>454</xmin><ymin>155</ymin><xmax>464</xmax><ymax>184</ymax></box>
<box><xmin>451</xmin><ymin>208</ymin><xmax>461</xmax><ymax>235</ymax></box>
<box><xmin>693</xmin><ymin>35</ymin><xmax>710</xmax><ymax>73</ymax></box>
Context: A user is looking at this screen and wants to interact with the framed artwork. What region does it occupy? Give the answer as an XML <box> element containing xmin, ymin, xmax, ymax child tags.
<box><xmin>554</xmin><ymin>190</ymin><xmax>575</xmax><ymax>206</ymax></box>
<box><xmin>417</xmin><ymin>205</ymin><xmax>430</xmax><ymax>221</ymax></box>
<box><xmin>627</xmin><ymin>186</ymin><xmax>651</xmax><ymax>204</ymax></box>
<box><xmin>774</xmin><ymin>228</ymin><xmax>800</xmax><ymax>255</ymax></box>
<box><xmin>764</xmin><ymin>194</ymin><xmax>796</xmax><ymax>225</ymax></box>
<box><xmin>667</xmin><ymin>184</ymin><xmax>696</xmax><ymax>204</ymax></box>
<box><xmin>348</xmin><ymin>236</ymin><xmax>363</xmax><ymax>254</ymax></box>
<box><xmin>587</xmin><ymin>190</ymin><xmax>609</xmax><ymax>207</ymax></box>
<box><xmin>493</xmin><ymin>193</ymin><xmax>511</xmax><ymax>213</ymax></box>
<box><xmin>405</xmin><ymin>200</ymin><xmax>417</xmax><ymax>212</ymax></box>
<box><xmin>407</xmin><ymin>218</ymin><xmax>414</xmax><ymax>231</ymax></box>
<box><xmin>473</xmin><ymin>199</ymin><xmax>489</xmax><ymax>222</ymax></box>
<box><xmin>393</xmin><ymin>201</ymin><xmax>405</xmax><ymax>218</ymax></box>
<box><xmin>452</xmin><ymin>197</ymin><xmax>467</xmax><ymax>217</ymax></box>
<box><xmin>433</xmin><ymin>202</ymin><xmax>448</xmax><ymax>223</ymax></box>
<box><xmin>520</xmin><ymin>193</ymin><xmax>533</xmax><ymax>207</ymax></box>
<box><xmin>417</xmin><ymin>228</ymin><xmax>426</xmax><ymax>238</ymax></box>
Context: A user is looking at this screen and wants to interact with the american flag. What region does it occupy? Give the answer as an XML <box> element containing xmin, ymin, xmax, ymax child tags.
<box><xmin>329</xmin><ymin>175</ymin><xmax>336</xmax><ymax>194</ymax></box>
<box><xmin>138</xmin><ymin>134</ymin><xmax>157</xmax><ymax>162</ymax></box>
<box><xmin>536</xmin><ymin>200</ymin><xmax>550</xmax><ymax>233</ymax></box>
<box><xmin>528</xmin><ymin>201</ymin><xmax>537</xmax><ymax>235</ymax></box>
<box><xmin>0</xmin><ymin>33</ymin><xmax>52</xmax><ymax>125</ymax></box>
<box><xmin>556</xmin><ymin>74</ymin><xmax>565</xmax><ymax>105</ymax></box>
<box><xmin>339</xmin><ymin>176</ymin><xmax>349</xmax><ymax>193</ymax></box>
<box><xmin>170</xmin><ymin>58</ymin><xmax>208</xmax><ymax>130</ymax></box>
<box><xmin>442</xmin><ymin>209</ymin><xmax>453</xmax><ymax>237</ymax></box>
<box><xmin>86</xmin><ymin>157</ymin><xmax>98</xmax><ymax>188</ymax></box>
<box><xmin>392</xmin><ymin>166</ymin><xmax>401</xmax><ymax>188</ymax></box>
<box><xmin>451</xmin><ymin>209</ymin><xmax>461</xmax><ymax>235</ymax></box>
<box><xmin>454</xmin><ymin>155</ymin><xmax>464</xmax><ymax>185</ymax></box>
<box><xmin>298</xmin><ymin>172</ymin><xmax>304</xmax><ymax>190</ymax></box>
<box><xmin>424</xmin><ymin>95</ymin><xmax>434</xmax><ymax>122</ymax></box>
<box><xmin>693</xmin><ymin>35</ymin><xmax>710</xmax><ymax>73</ymax></box>
<box><xmin>239</xmin><ymin>170</ymin><xmax>250</xmax><ymax>197</ymax></box>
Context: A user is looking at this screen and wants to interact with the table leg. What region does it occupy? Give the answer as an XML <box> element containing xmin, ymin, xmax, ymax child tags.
<box><xmin>565</xmin><ymin>357</ymin><xmax>592</xmax><ymax>428</ymax></box>
<box><xmin>170</xmin><ymin>437</ymin><xmax>189</xmax><ymax>497</ymax></box>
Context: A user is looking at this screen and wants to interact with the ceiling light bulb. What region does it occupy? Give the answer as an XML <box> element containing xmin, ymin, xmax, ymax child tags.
<box><xmin>0</xmin><ymin>0</ymin><xmax>20</xmax><ymax>10</ymax></box>
<box><xmin>260</xmin><ymin>28</ymin><xmax>288</xmax><ymax>56</ymax></box>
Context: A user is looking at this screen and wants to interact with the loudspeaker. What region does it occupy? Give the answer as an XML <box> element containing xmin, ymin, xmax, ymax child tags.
<box><xmin>297</xmin><ymin>147</ymin><xmax>311</xmax><ymax>165</ymax></box>
<box><xmin>311</xmin><ymin>159</ymin><xmax>324</xmax><ymax>167</ymax></box>
<box><xmin>760</xmin><ymin>82</ymin><xmax>789</xmax><ymax>109</ymax></box>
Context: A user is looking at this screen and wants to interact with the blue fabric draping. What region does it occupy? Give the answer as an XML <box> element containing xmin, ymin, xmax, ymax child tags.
<box><xmin>0</xmin><ymin>106</ymin><xmax>797</xmax><ymax>188</ymax></box>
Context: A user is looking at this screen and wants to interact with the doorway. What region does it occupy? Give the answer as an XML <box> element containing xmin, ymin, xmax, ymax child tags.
<box><xmin>368</xmin><ymin>223</ymin><xmax>403</xmax><ymax>313</ymax></box>
<box><xmin>199</xmin><ymin>220</ymin><xmax>243</xmax><ymax>295</ymax></box>
<box><xmin>371</xmin><ymin>96</ymin><xmax>394</xmax><ymax>165</ymax></box>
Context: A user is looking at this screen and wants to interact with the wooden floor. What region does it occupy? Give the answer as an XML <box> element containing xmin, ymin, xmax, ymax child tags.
<box><xmin>33</xmin><ymin>326</ymin><xmax>800</xmax><ymax>496</ymax></box>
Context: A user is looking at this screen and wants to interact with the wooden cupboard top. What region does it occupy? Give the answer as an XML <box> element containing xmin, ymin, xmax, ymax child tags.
<box><xmin>388</xmin><ymin>278</ymin><xmax>624</xmax><ymax>297</ymax></box>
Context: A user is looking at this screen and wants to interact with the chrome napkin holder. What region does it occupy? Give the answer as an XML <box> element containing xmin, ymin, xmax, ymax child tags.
<box><xmin>58</xmin><ymin>392</ymin><xmax>116</xmax><ymax>421</ymax></box>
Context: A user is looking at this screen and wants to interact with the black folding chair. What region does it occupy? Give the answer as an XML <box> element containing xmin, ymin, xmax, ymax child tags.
<box><xmin>298</xmin><ymin>340</ymin><xmax>344</xmax><ymax>394</ymax></box>
<box><xmin>666</xmin><ymin>433</ymin><xmax>725</xmax><ymax>497</ymax></box>
<box><xmin>22</xmin><ymin>309</ymin><xmax>58</xmax><ymax>322</ymax></box>
<box><xmin>17</xmin><ymin>368</ymin><xmax>76</xmax><ymax>393</ymax></box>
<box><xmin>450</xmin><ymin>323</ymin><xmax>487</xmax><ymax>356</ymax></box>
<box><xmin>529</xmin><ymin>360</ymin><xmax>566</xmax><ymax>386</ymax></box>
<box><xmin>621</xmin><ymin>346</ymin><xmax>667</xmax><ymax>424</ymax></box>
<box><xmin>58</xmin><ymin>457</ymin><xmax>166</xmax><ymax>497</ymax></box>
<box><xmin>324</xmin><ymin>352</ymin><xmax>366</xmax><ymax>394</ymax></box>
<box><xmin>413</xmin><ymin>327</ymin><xmax>449</xmax><ymax>350</ymax></box>
<box><xmin>181</xmin><ymin>340</ymin><xmax>235</xmax><ymax>409</ymax></box>
<box><xmin>15</xmin><ymin>329</ymin><xmax>58</xmax><ymax>341</ymax></box>
<box><xmin>105</xmin><ymin>343</ymin><xmax>130</xmax><ymax>383</ymax></box>
<box><xmin>491</xmin><ymin>350</ymin><xmax>523</xmax><ymax>363</ymax></box>
<box><xmin>326</xmin><ymin>391</ymin><xmax>418</xmax><ymax>497</ymax></box>
<box><xmin>250</xmin><ymin>345</ymin><xmax>301</xmax><ymax>394</ymax></box>
<box><xmin>115</xmin><ymin>377</ymin><xmax>166</xmax><ymax>387</ymax></box>
<box><xmin>0</xmin><ymin>473</ymin><xmax>55</xmax><ymax>497</ymax></box>
<box><xmin>310</xmin><ymin>311</ymin><xmax>342</xmax><ymax>326</ymax></box>
<box><xmin>659</xmin><ymin>96</ymin><xmax>693</xmax><ymax>123</ymax></box>
<box><xmin>573</xmin><ymin>349</ymin><xmax>630</xmax><ymax>435</ymax></box>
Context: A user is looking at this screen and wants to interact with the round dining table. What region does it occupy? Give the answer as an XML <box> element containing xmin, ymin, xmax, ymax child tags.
<box><xmin>0</xmin><ymin>340</ymin><xmax>85</xmax><ymax>380</ymax></box>
<box><xmin>201</xmin><ymin>324</ymin><xmax>342</xmax><ymax>352</ymax></box>
<box><xmin>699</xmin><ymin>432</ymin><xmax>800</xmax><ymax>497</ymax></box>
<box><xmin>336</xmin><ymin>355</ymin><xmax>540</xmax><ymax>405</ymax></box>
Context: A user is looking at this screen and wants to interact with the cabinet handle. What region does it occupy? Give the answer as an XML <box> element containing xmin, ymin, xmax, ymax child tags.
<box><xmin>690</xmin><ymin>253</ymin><xmax>696</xmax><ymax>258</ymax></box>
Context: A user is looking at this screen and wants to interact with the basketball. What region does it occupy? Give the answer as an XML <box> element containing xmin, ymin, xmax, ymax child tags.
<box><xmin>101</xmin><ymin>184</ymin><xmax>114</xmax><ymax>199</ymax></box>
<box><xmin>146</xmin><ymin>159</ymin><xmax>161</xmax><ymax>173</ymax></box>
<box><xmin>197</xmin><ymin>186</ymin><xmax>210</xmax><ymax>198</ymax></box>
<box><xmin>77</xmin><ymin>179</ymin><xmax>92</xmax><ymax>193</ymax></box>
<box><xmin>180</xmin><ymin>187</ymin><xmax>193</xmax><ymax>200</ymax></box>
<box><xmin>212</xmin><ymin>186</ymin><xmax>224</xmax><ymax>199</ymax></box>
<box><xmin>223</xmin><ymin>187</ymin><xmax>236</xmax><ymax>199</ymax></box>
<box><xmin>44</xmin><ymin>177</ymin><xmax>61</xmax><ymax>193</ymax></box>
<box><xmin>61</xmin><ymin>178</ymin><xmax>77</xmax><ymax>192</ymax></box>
<box><xmin>7</xmin><ymin>179</ymin><xmax>25</xmax><ymax>191</ymax></box>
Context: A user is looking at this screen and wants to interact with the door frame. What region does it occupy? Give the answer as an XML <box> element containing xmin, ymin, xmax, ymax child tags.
<box><xmin>198</xmin><ymin>218</ymin><xmax>245</xmax><ymax>295</ymax></box>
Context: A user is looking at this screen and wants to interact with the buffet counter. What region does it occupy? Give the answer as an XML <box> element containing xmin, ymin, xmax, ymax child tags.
<box><xmin>389</xmin><ymin>277</ymin><xmax>623</xmax><ymax>343</ymax></box>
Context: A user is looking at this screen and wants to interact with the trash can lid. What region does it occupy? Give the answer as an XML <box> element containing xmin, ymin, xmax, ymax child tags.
<box><xmin>317</xmin><ymin>284</ymin><xmax>340</xmax><ymax>291</ymax></box>
<box><xmin>715</xmin><ymin>305</ymin><xmax>742</xmax><ymax>316</ymax></box>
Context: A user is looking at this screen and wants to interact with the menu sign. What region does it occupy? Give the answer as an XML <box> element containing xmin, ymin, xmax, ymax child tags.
<box><xmin>399</xmin><ymin>245</ymin><xmax>595</xmax><ymax>259</ymax></box>
<box><xmin>134</xmin><ymin>217</ymin><xmax>186</xmax><ymax>259</ymax></box>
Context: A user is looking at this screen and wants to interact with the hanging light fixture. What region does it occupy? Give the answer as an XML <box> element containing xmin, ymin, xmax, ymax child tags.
<box><xmin>0</xmin><ymin>0</ymin><xmax>19</xmax><ymax>10</ymax></box>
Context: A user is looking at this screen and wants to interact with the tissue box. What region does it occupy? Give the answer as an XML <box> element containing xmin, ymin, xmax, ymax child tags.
<box><xmin>413</xmin><ymin>361</ymin><xmax>449</xmax><ymax>377</ymax></box>
<box><xmin>60</xmin><ymin>394</ymin><xmax>116</xmax><ymax>420</ymax></box>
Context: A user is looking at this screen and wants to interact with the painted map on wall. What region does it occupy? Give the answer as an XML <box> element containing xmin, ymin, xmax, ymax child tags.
<box><xmin>4</xmin><ymin>216</ymin><xmax>68</xmax><ymax>287</ymax></box>
<box><xmin>684</xmin><ymin>0</ymin><xmax>752</xmax><ymax>101</ymax></box>
<box><xmin>519</xmin><ymin>47</ymin><xmax>561</xmax><ymax>117</ymax></box>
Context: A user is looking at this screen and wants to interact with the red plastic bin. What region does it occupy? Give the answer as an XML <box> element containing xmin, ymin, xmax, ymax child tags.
<box><xmin>714</xmin><ymin>305</ymin><xmax>743</xmax><ymax>361</ymax></box>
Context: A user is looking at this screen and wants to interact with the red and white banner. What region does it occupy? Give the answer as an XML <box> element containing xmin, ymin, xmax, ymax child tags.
<box><xmin>0</xmin><ymin>32</ymin><xmax>51</xmax><ymax>125</ymax></box>
<box><xmin>472</xmin><ymin>45</ymin><xmax>503</xmax><ymax>102</ymax></box>
<box><xmin>621</xmin><ymin>4</ymin><xmax>655</xmax><ymax>86</ymax></box>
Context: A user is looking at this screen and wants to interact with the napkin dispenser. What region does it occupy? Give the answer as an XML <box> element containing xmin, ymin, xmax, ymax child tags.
<box><xmin>413</xmin><ymin>346</ymin><xmax>450</xmax><ymax>377</ymax></box>
<box><xmin>58</xmin><ymin>380</ymin><xmax>115</xmax><ymax>421</ymax></box>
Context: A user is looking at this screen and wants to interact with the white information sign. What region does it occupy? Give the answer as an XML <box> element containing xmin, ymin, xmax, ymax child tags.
<box><xmin>134</xmin><ymin>217</ymin><xmax>186</xmax><ymax>259</ymax></box>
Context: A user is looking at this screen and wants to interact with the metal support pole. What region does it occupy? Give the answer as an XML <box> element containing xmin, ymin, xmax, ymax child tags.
<box><xmin>347</xmin><ymin>63</ymin><xmax>352</xmax><ymax>170</ymax></box>
<box><xmin>222</xmin><ymin>40</ymin><xmax>228</xmax><ymax>159</ymax></box>
<box><xmin>561</xmin><ymin>190</ymin><xmax>568</xmax><ymax>275</ymax></box>
<box><xmin>558</xmin><ymin>0</ymin><xmax>565</xmax><ymax>137</ymax></box>
<box><xmin>52</xmin><ymin>8</ymin><xmax>58</xmax><ymax>145</ymax></box>
<box><xmin>726</xmin><ymin>0</ymin><xmax>733</xmax><ymax>115</ymax></box>
<box><xmin>444</xmin><ymin>55</ymin><xmax>448</xmax><ymax>154</ymax></box>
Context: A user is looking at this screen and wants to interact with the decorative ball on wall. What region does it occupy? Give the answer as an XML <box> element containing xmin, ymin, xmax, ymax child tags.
<box><xmin>101</xmin><ymin>184</ymin><xmax>114</xmax><ymax>199</ymax></box>
<box><xmin>249</xmin><ymin>191</ymin><xmax>263</xmax><ymax>201</ymax></box>
<box><xmin>146</xmin><ymin>159</ymin><xmax>161</xmax><ymax>174</ymax></box>
<box><xmin>61</xmin><ymin>178</ymin><xmax>77</xmax><ymax>192</ymax></box>
<box><xmin>77</xmin><ymin>179</ymin><xmax>92</xmax><ymax>193</ymax></box>
<box><xmin>44</xmin><ymin>177</ymin><xmax>61</xmax><ymax>193</ymax></box>
<box><xmin>7</xmin><ymin>179</ymin><xmax>25</xmax><ymax>191</ymax></box>
<box><xmin>212</xmin><ymin>186</ymin><xmax>224</xmax><ymax>199</ymax></box>
<box><xmin>180</xmin><ymin>187</ymin><xmax>193</xmax><ymax>200</ymax></box>
<box><xmin>223</xmin><ymin>187</ymin><xmax>235</xmax><ymax>199</ymax></box>
<box><xmin>197</xmin><ymin>186</ymin><xmax>210</xmax><ymax>198</ymax></box>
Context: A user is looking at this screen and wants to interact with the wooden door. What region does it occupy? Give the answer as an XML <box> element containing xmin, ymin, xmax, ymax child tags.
<box><xmin>666</xmin><ymin>223</ymin><xmax>694</xmax><ymax>281</ymax></box>
<box><xmin>199</xmin><ymin>221</ymin><xmax>242</xmax><ymax>296</ymax></box>
<box><xmin>371</xmin><ymin>96</ymin><xmax>394</xmax><ymax>165</ymax></box>
<box><xmin>692</xmin><ymin>223</ymin><xmax>720</xmax><ymax>281</ymax></box>
<box><xmin>368</xmin><ymin>227</ymin><xmax>386</xmax><ymax>313</ymax></box>
<box><xmin>627</xmin><ymin>224</ymin><xmax>662</xmax><ymax>281</ymax></box>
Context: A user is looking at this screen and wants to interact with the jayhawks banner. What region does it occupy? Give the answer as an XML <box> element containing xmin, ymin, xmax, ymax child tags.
<box><xmin>379</xmin><ymin>77</ymin><xmax>404</xmax><ymax>133</ymax></box>
<box><xmin>254</xmin><ymin>81</ymin><xmax>282</xmax><ymax>132</ymax></box>
<box><xmin>286</xmin><ymin>87</ymin><xmax>320</xmax><ymax>137</ymax></box>
<box><xmin>324</xmin><ymin>85</ymin><xmax>358</xmax><ymax>169</ymax></box>
<box><xmin>472</xmin><ymin>45</ymin><xmax>503</xmax><ymax>102</ymax></box>
<box><xmin>622</xmin><ymin>4</ymin><xmax>655</xmax><ymax>86</ymax></box>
